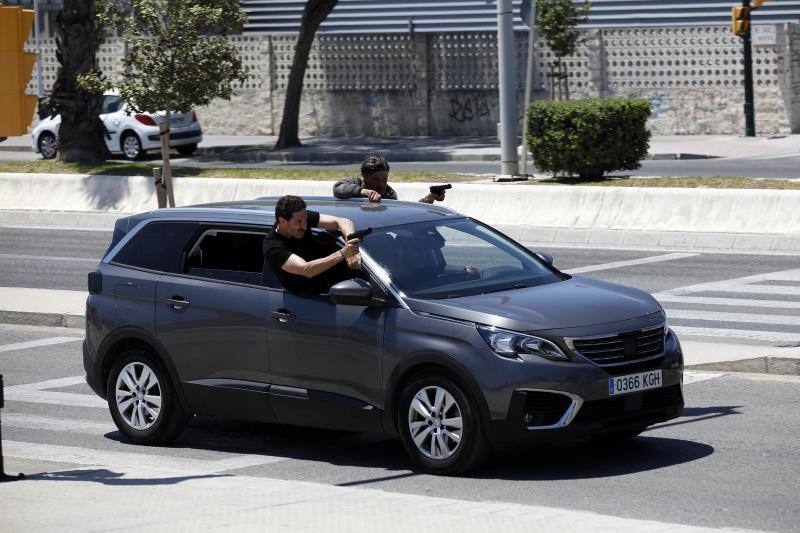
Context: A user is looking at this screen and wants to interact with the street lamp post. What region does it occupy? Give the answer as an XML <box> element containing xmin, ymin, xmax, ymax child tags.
<box><xmin>497</xmin><ymin>0</ymin><xmax>519</xmax><ymax>177</ymax></box>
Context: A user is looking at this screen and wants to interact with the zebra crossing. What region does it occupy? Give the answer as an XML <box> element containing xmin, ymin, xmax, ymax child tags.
<box><xmin>654</xmin><ymin>267</ymin><xmax>800</xmax><ymax>345</ymax></box>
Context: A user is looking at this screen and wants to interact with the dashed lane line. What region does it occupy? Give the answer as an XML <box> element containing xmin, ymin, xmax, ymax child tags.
<box><xmin>666</xmin><ymin>309</ymin><xmax>800</xmax><ymax>326</ymax></box>
<box><xmin>565</xmin><ymin>252</ymin><xmax>699</xmax><ymax>275</ymax></box>
<box><xmin>0</xmin><ymin>336</ymin><xmax>82</xmax><ymax>353</ymax></box>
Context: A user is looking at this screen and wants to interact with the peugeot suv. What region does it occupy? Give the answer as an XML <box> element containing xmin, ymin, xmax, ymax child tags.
<box><xmin>84</xmin><ymin>198</ymin><xmax>684</xmax><ymax>474</ymax></box>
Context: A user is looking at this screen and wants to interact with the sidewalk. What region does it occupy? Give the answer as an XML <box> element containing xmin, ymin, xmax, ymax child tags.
<box><xmin>3</xmin><ymin>134</ymin><xmax>799</xmax><ymax>162</ymax></box>
<box><xmin>0</xmin><ymin>464</ymin><xmax>748</xmax><ymax>533</ymax></box>
<box><xmin>1</xmin><ymin>285</ymin><xmax>798</xmax><ymax>370</ymax></box>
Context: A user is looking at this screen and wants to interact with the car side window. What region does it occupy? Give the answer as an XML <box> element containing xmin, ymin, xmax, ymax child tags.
<box><xmin>111</xmin><ymin>221</ymin><xmax>199</xmax><ymax>273</ymax></box>
<box><xmin>101</xmin><ymin>95</ymin><xmax>123</xmax><ymax>114</ymax></box>
<box><xmin>185</xmin><ymin>229</ymin><xmax>273</xmax><ymax>286</ymax></box>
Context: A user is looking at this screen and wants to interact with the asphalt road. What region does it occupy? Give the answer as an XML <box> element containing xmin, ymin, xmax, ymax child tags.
<box><xmin>2</xmin><ymin>150</ymin><xmax>800</xmax><ymax>179</ymax></box>
<box><xmin>2</xmin><ymin>226</ymin><xmax>800</xmax><ymax>347</ymax></box>
<box><xmin>1</xmin><ymin>322</ymin><xmax>799</xmax><ymax>531</ymax></box>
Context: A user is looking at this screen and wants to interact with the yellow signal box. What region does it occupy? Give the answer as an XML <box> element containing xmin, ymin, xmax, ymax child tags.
<box><xmin>0</xmin><ymin>6</ymin><xmax>38</xmax><ymax>137</ymax></box>
<box><xmin>731</xmin><ymin>6</ymin><xmax>751</xmax><ymax>38</ymax></box>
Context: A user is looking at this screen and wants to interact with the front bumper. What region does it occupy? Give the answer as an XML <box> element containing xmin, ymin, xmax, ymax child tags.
<box><xmin>486</xmin><ymin>329</ymin><xmax>684</xmax><ymax>449</ymax></box>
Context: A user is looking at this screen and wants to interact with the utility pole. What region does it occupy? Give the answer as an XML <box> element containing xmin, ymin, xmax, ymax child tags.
<box><xmin>497</xmin><ymin>0</ymin><xmax>519</xmax><ymax>177</ymax></box>
<box><xmin>741</xmin><ymin>0</ymin><xmax>756</xmax><ymax>137</ymax></box>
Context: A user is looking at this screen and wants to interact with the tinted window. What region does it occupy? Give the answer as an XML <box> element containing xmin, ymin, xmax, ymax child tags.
<box><xmin>112</xmin><ymin>221</ymin><xmax>198</xmax><ymax>273</ymax></box>
<box><xmin>185</xmin><ymin>229</ymin><xmax>269</xmax><ymax>286</ymax></box>
<box><xmin>101</xmin><ymin>95</ymin><xmax>123</xmax><ymax>114</ymax></box>
<box><xmin>362</xmin><ymin>219</ymin><xmax>562</xmax><ymax>299</ymax></box>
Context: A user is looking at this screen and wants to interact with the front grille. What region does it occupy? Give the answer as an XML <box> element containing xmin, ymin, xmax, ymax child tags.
<box><xmin>570</xmin><ymin>326</ymin><xmax>665</xmax><ymax>367</ymax></box>
<box><xmin>523</xmin><ymin>391</ymin><xmax>573</xmax><ymax>426</ymax></box>
<box><xmin>573</xmin><ymin>385</ymin><xmax>683</xmax><ymax>424</ymax></box>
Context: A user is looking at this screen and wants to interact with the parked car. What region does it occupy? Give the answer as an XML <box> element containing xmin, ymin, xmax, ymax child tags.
<box><xmin>84</xmin><ymin>198</ymin><xmax>684</xmax><ymax>474</ymax></box>
<box><xmin>32</xmin><ymin>91</ymin><xmax>203</xmax><ymax>160</ymax></box>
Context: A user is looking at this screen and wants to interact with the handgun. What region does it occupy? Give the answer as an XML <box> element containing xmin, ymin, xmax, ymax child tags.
<box><xmin>430</xmin><ymin>184</ymin><xmax>452</xmax><ymax>195</ymax></box>
<box><xmin>347</xmin><ymin>227</ymin><xmax>373</xmax><ymax>241</ymax></box>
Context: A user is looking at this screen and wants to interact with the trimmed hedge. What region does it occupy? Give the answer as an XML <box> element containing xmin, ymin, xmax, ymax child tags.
<box><xmin>526</xmin><ymin>98</ymin><xmax>652</xmax><ymax>179</ymax></box>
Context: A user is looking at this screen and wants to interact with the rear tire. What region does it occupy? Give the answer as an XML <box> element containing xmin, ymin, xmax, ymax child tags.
<box><xmin>397</xmin><ymin>372</ymin><xmax>490</xmax><ymax>475</ymax></box>
<box><xmin>120</xmin><ymin>132</ymin><xmax>144</xmax><ymax>160</ymax></box>
<box><xmin>37</xmin><ymin>131</ymin><xmax>57</xmax><ymax>159</ymax></box>
<box><xmin>176</xmin><ymin>143</ymin><xmax>197</xmax><ymax>156</ymax></box>
<box><xmin>106</xmin><ymin>349</ymin><xmax>188</xmax><ymax>444</ymax></box>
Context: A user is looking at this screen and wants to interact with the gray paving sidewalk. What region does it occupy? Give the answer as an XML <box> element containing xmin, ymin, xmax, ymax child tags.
<box><xmin>3</xmin><ymin>134</ymin><xmax>799</xmax><ymax>162</ymax></box>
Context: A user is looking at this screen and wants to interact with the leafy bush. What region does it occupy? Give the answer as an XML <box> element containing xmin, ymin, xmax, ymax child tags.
<box><xmin>526</xmin><ymin>98</ymin><xmax>652</xmax><ymax>179</ymax></box>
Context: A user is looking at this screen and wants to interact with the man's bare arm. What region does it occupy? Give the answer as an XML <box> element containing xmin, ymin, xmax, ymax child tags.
<box><xmin>281</xmin><ymin>252</ymin><xmax>343</xmax><ymax>279</ymax></box>
<box><xmin>317</xmin><ymin>214</ymin><xmax>356</xmax><ymax>239</ymax></box>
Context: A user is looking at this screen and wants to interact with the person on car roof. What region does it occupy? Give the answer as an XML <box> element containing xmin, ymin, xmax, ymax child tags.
<box><xmin>333</xmin><ymin>155</ymin><xmax>446</xmax><ymax>204</ymax></box>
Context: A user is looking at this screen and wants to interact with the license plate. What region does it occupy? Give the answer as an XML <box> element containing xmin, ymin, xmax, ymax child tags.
<box><xmin>609</xmin><ymin>369</ymin><xmax>662</xmax><ymax>396</ymax></box>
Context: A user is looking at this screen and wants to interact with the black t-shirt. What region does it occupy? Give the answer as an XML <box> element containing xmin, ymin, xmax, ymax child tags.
<box><xmin>263</xmin><ymin>210</ymin><xmax>328</xmax><ymax>293</ymax></box>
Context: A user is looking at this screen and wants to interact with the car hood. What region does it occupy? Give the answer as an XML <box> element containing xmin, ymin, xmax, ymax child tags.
<box><xmin>404</xmin><ymin>275</ymin><xmax>662</xmax><ymax>332</ymax></box>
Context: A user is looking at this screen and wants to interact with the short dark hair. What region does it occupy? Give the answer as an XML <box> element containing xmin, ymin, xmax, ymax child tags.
<box><xmin>360</xmin><ymin>155</ymin><xmax>390</xmax><ymax>178</ymax></box>
<box><xmin>275</xmin><ymin>195</ymin><xmax>307</xmax><ymax>222</ymax></box>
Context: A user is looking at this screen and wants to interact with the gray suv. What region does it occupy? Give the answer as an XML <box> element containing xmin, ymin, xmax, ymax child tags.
<box><xmin>84</xmin><ymin>198</ymin><xmax>684</xmax><ymax>474</ymax></box>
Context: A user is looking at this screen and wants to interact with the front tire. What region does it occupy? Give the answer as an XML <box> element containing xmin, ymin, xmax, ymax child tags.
<box><xmin>38</xmin><ymin>131</ymin><xmax>57</xmax><ymax>159</ymax></box>
<box><xmin>106</xmin><ymin>349</ymin><xmax>188</xmax><ymax>444</ymax></box>
<box><xmin>120</xmin><ymin>132</ymin><xmax>144</xmax><ymax>160</ymax></box>
<box><xmin>398</xmin><ymin>372</ymin><xmax>490</xmax><ymax>475</ymax></box>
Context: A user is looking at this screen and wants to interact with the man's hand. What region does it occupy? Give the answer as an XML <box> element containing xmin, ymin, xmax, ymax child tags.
<box><xmin>342</xmin><ymin>239</ymin><xmax>362</xmax><ymax>270</ymax></box>
<box><xmin>422</xmin><ymin>191</ymin><xmax>446</xmax><ymax>204</ymax></box>
<box><xmin>361</xmin><ymin>188</ymin><xmax>382</xmax><ymax>202</ymax></box>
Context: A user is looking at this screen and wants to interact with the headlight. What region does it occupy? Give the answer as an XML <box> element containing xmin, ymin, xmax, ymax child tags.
<box><xmin>477</xmin><ymin>325</ymin><xmax>569</xmax><ymax>361</ymax></box>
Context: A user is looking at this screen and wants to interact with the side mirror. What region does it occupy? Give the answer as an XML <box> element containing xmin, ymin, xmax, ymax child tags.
<box><xmin>535</xmin><ymin>252</ymin><xmax>554</xmax><ymax>266</ymax></box>
<box><xmin>329</xmin><ymin>278</ymin><xmax>373</xmax><ymax>306</ymax></box>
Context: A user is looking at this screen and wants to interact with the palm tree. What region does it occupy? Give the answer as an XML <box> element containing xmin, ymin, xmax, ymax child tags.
<box><xmin>275</xmin><ymin>0</ymin><xmax>338</xmax><ymax>149</ymax></box>
<box><xmin>46</xmin><ymin>0</ymin><xmax>107</xmax><ymax>162</ymax></box>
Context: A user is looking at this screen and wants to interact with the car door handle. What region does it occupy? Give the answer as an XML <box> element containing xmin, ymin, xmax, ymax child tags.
<box><xmin>271</xmin><ymin>309</ymin><xmax>295</xmax><ymax>323</ymax></box>
<box><xmin>163</xmin><ymin>296</ymin><xmax>190</xmax><ymax>310</ymax></box>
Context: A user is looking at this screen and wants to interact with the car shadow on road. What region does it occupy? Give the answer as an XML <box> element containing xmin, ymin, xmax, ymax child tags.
<box><xmin>24</xmin><ymin>468</ymin><xmax>223</xmax><ymax>486</ymax></box>
<box><xmin>480</xmin><ymin>435</ymin><xmax>714</xmax><ymax>481</ymax></box>
<box><xmin>101</xmin><ymin>416</ymin><xmax>715</xmax><ymax>482</ymax></box>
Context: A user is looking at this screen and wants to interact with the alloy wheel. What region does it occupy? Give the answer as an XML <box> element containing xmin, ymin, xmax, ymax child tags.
<box><xmin>407</xmin><ymin>385</ymin><xmax>463</xmax><ymax>460</ymax></box>
<box><xmin>122</xmin><ymin>134</ymin><xmax>141</xmax><ymax>160</ymax></box>
<box><xmin>115</xmin><ymin>362</ymin><xmax>162</xmax><ymax>431</ymax></box>
<box><xmin>38</xmin><ymin>133</ymin><xmax>57</xmax><ymax>159</ymax></box>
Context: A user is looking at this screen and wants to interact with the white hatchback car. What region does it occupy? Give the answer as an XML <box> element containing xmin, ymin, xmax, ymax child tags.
<box><xmin>32</xmin><ymin>91</ymin><xmax>203</xmax><ymax>160</ymax></box>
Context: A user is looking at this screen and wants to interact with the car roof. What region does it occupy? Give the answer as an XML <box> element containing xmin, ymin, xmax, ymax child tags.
<box><xmin>137</xmin><ymin>197</ymin><xmax>464</xmax><ymax>230</ymax></box>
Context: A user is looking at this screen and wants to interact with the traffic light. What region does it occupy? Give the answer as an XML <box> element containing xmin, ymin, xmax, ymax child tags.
<box><xmin>0</xmin><ymin>6</ymin><xmax>38</xmax><ymax>137</ymax></box>
<box><xmin>731</xmin><ymin>6</ymin><xmax>751</xmax><ymax>37</ymax></box>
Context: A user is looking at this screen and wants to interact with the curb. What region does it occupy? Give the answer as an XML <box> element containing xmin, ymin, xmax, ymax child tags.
<box><xmin>0</xmin><ymin>310</ymin><xmax>85</xmax><ymax>329</ymax></box>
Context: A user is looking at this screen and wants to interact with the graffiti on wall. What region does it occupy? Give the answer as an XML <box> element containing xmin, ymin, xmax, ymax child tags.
<box><xmin>448</xmin><ymin>93</ymin><xmax>491</xmax><ymax>122</ymax></box>
<box><xmin>646</xmin><ymin>90</ymin><xmax>670</xmax><ymax>118</ymax></box>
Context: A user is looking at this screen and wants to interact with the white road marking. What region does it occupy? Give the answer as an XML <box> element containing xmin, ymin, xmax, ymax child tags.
<box><xmin>565</xmin><ymin>252</ymin><xmax>699</xmax><ymax>275</ymax></box>
<box><xmin>659</xmin><ymin>268</ymin><xmax>800</xmax><ymax>296</ymax></box>
<box><xmin>666</xmin><ymin>309</ymin><xmax>800</xmax><ymax>326</ymax></box>
<box><xmin>0</xmin><ymin>336</ymin><xmax>82</xmax><ymax>353</ymax></box>
<box><xmin>671</xmin><ymin>326</ymin><xmax>800</xmax><ymax>344</ymax></box>
<box><xmin>0</xmin><ymin>253</ymin><xmax>98</xmax><ymax>263</ymax></box>
<box><xmin>2</xmin><ymin>441</ymin><xmax>287</xmax><ymax>473</ymax></box>
<box><xmin>673</xmin><ymin>283</ymin><xmax>800</xmax><ymax>296</ymax></box>
<box><xmin>4</xmin><ymin>375</ymin><xmax>106</xmax><ymax>408</ymax></box>
<box><xmin>657</xmin><ymin>295</ymin><xmax>800</xmax><ymax>309</ymax></box>
<box><xmin>2</xmin><ymin>413</ymin><xmax>114</xmax><ymax>434</ymax></box>
<box><xmin>683</xmin><ymin>371</ymin><xmax>727</xmax><ymax>385</ymax></box>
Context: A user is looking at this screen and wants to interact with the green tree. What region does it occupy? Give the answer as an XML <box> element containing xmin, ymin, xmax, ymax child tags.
<box><xmin>535</xmin><ymin>0</ymin><xmax>590</xmax><ymax>99</ymax></box>
<box><xmin>275</xmin><ymin>0</ymin><xmax>338</xmax><ymax>150</ymax></box>
<box><xmin>80</xmin><ymin>0</ymin><xmax>247</xmax><ymax>205</ymax></box>
<box><xmin>45</xmin><ymin>0</ymin><xmax>107</xmax><ymax>163</ymax></box>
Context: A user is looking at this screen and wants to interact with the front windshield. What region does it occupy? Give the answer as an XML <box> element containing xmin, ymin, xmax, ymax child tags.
<box><xmin>361</xmin><ymin>218</ymin><xmax>564</xmax><ymax>300</ymax></box>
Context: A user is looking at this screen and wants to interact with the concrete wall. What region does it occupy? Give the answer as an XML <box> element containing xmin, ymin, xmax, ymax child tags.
<box><xmin>26</xmin><ymin>24</ymin><xmax>800</xmax><ymax>136</ymax></box>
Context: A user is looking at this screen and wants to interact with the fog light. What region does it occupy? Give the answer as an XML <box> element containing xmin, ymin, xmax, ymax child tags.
<box><xmin>523</xmin><ymin>412</ymin><xmax>535</xmax><ymax>425</ymax></box>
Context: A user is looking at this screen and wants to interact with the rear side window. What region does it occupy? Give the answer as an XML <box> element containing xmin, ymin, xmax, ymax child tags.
<box><xmin>185</xmin><ymin>229</ymin><xmax>268</xmax><ymax>286</ymax></box>
<box><xmin>112</xmin><ymin>221</ymin><xmax>198</xmax><ymax>273</ymax></box>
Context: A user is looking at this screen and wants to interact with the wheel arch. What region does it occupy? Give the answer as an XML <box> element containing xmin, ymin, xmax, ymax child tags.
<box><xmin>96</xmin><ymin>327</ymin><xmax>188</xmax><ymax>410</ymax></box>
<box><xmin>383</xmin><ymin>352</ymin><xmax>491</xmax><ymax>440</ymax></box>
